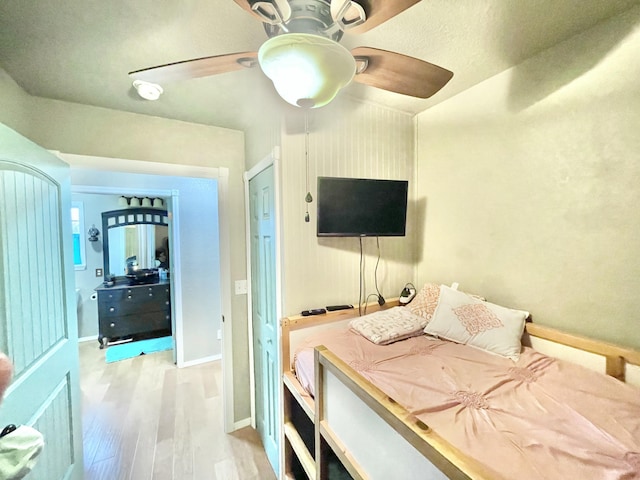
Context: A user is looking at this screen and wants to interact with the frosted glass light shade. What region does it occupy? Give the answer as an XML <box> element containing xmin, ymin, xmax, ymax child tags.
<box><xmin>259</xmin><ymin>33</ymin><xmax>356</xmax><ymax>108</ymax></box>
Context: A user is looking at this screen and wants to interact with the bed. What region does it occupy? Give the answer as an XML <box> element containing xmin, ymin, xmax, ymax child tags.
<box><xmin>280</xmin><ymin>285</ymin><xmax>640</xmax><ymax>480</ymax></box>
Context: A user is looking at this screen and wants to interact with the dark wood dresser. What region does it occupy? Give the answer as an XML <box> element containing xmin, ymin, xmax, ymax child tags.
<box><xmin>95</xmin><ymin>278</ymin><xmax>171</xmax><ymax>348</ymax></box>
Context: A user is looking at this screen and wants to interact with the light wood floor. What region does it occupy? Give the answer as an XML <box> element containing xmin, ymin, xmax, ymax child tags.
<box><xmin>79</xmin><ymin>342</ymin><xmax>276</xmax><ymax>480</ymax></box>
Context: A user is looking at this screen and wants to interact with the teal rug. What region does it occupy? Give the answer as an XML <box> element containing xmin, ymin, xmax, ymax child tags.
<box><xmin>105</xmin><ymin>336</ymin><xmax>173</xmax><ymax>363</ymax></box>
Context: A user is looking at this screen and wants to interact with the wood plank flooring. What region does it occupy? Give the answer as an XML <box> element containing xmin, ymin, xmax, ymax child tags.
<box><xmin>79</xmin><ymin>342</ymin><xmax>276</xmax><ymax>480</ymax></box>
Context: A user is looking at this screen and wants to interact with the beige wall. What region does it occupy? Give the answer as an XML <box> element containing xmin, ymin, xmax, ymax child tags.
<box><xmin>243</xmin><ymin>98</ymin><xmax>283</xmax><ymax>170</ymax></box>
<box><xmin>415</xmin><ymin>6</ymin><xmax>640</xmax><ymax>348</ymax></box>
<box><xmin>0</xmin><ymin>75</ymin><xmax>253</xmax><ymax>421</ymax></box>
<box><xmin>0</xmin><ymin>68</ymin><xmax>33</xmax><ymax>136</ymax></box>
<box><xmin>279</xmin><ymin>99</ymin><xmax>417</xmax><ymax>315</ymax></box>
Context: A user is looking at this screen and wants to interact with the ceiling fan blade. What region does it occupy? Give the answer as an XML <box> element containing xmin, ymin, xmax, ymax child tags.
<box><xmin>351</xmin><ymin>47</ymin><xmax>453</xmax><ymax>99</ymax></box>
<box><xmin>343</xmin><ymin>0</ymin><xmax>421</xmax><ymax>34</ymax></box>
<box><xmin>129</xmin><ymin>52</ymin><xmax>259</xmax><ymax>83</ymax></box>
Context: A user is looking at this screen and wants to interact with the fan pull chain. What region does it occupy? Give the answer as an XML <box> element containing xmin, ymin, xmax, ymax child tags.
<box><xmin>304</xmin><ymin>112</ymin><xmax>312</xmax><ymax>223</ymax></box>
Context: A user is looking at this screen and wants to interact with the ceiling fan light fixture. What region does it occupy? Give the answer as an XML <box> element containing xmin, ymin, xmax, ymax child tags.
<box><xmin>132</xmin><ymin>80</ymin><xmax>163</xmax><ymax>101</ymax></box>
<box><xmin>258</xmin><ymin>33</ymin><xmax>355</xmax><ymax>108</ymax></box>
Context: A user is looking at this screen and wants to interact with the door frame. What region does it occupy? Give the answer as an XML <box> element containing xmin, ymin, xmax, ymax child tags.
<box><xmin>243</xmin><ymin>148</ymin><xmax>283</xmax><ymax>440</ymax></box>
<box><xmin>71</xmin><ymin>184</ymin><xmax>180</xmax><ymax>363</ymax></box>
<box><xmin>58</xmin><ymin>152</ymin><xmax>236</xmax><ymax>432</ymax></box>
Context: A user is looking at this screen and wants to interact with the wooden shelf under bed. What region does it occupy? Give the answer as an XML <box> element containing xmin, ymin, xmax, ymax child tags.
<box><xmin>281</xmin><ymin>300</ymin><xmax>399</xmax><ymax>480</ymax></box>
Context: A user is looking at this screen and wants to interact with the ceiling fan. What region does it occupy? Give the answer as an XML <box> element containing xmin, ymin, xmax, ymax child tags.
<box><xmin>129</xmin><ymin>0</ymin><xmax>453</xmax><ymax>108</ymax></box>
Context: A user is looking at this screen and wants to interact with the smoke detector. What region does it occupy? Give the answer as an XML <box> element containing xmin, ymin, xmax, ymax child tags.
<box><xmin>133</xmin><ymin>80</ymin><xmax>163</xmax><ymax>100</ymax></box>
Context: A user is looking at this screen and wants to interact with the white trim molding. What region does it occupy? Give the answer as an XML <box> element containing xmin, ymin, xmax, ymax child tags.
<box><xmin>233</xmin><ymin>417</ymin><xmax>252</xmax><ymax>431</ymax></box>
<box><xmin>78</xmin><ymin>335</ymin><xmax>99</xmax><ymax>343</ymax></box>
<box><xmin>217</xmin><ymin>168</ymin><xmax>236</xmax><ymax>434</ymax></box>
<box><xmin>179</xmin><ymin>354</ymin><xmax>222</xmax><ymax>368</ymax></box>
<box><xmin>244</xmin><ymin>149</ymin><xmax>284</xmax><ymax>474</ymax></box>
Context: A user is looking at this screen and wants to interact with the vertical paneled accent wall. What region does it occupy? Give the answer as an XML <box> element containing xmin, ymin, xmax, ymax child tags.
<box><xmin>279</xmin><ymin>99</ymin><xmax>416</xmax><ymax>315</ymax></box>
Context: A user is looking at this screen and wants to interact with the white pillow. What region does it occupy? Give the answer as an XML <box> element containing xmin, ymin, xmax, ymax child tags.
<box><xmin>424</xmin><ymin>285</ymin><xmax>528</xmax><ymax>360</ymax></box>
<box><xmin>350</xmin><ymin>307</ymin><xmax>428</xmax><ymax>345</ymax></box>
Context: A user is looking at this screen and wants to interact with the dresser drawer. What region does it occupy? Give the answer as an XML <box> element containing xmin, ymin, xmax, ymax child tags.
<box><xmin>98</xmin><ymin>285</ymin><xmax>170</xmax><ymax>318</ymax></box>
<box><xmin>98</xmin><ymin>284</ymin><xmax>169</xmax><ymax>301</ymax></box>
<box><xmin>100</xmin><ymin>311</ymin><xmax>171</xmax><ymax>338</ymax></box>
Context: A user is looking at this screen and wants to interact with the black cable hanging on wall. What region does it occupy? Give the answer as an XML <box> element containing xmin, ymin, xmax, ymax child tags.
<box><xmin>361</xmin><ymin>237</ymin><xmax>386</xmax><ymax>316</ymax></box>
<box><xmin>304</xmin><ymin>112</ymin><xmax>312</xmax><ymax>222</ymax></box>
<box><xmin>374</xmin><ymin>236</ymin><xmax>385</xmax><ymax>306</ymax></box>
<box><xmin>359</xmin><ymin>237</ymin><xmax>365</xmax><ymax>316</ymax></box>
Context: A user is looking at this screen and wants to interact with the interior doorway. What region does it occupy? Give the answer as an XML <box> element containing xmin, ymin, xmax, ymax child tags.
<box><xmin>62</xmin><ymin>152</ymin><xmax>235</xmax><ymax>432</ymax></box>
<box><xmin>245</xmin><ymin>152</ymin><xmax>283</xmax><ymax>477</ymax></box>
<box><xmin>72</xmin><ymin>190</ymin><xmax>176</xmax><ymax>361</ymax></box>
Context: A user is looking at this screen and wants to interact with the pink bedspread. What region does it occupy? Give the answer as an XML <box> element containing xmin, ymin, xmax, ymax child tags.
<box><xmin>294</xmin><ymin>328</ymin><xmax>640</xmax><ymax>480</ymax></box>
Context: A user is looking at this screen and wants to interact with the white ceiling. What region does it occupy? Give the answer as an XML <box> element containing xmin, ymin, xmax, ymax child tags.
<box><xmin>0</xmin><ymin>0</ymin><xmax>637</xmax><ymax>131</ymax></box>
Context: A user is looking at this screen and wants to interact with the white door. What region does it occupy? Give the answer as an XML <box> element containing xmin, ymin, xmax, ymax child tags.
<box><xmin>0</xmin><ymin>124</ymin><xmax>83</xmax><ymax>479</ymax></box>
<box><xmin>249</xmin><ymin>165</ymin><xmax>279</xmax><ymax>475</ymax></box>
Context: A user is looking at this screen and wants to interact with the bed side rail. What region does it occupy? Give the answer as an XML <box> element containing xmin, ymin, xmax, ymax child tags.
<box><xmin>281</xmin><ymin>298</ymin><xmax>399</xmax><ymax>480</ymax></box>
<box><xmin>314</xmin><ymin>346</ymin><xmax>494</xmax><ymax>480</ymax></box>
<box><xmin>524</xmin><ymin>323</ymin><xmax>640</xmax><ymax>382</ymax></box>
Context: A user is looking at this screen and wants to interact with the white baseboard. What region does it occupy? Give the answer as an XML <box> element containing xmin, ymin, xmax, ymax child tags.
<box><xmin>178</xmin><ymin>353</ymin><xmax>221</xmax><ymax>368</ymax></box>
<box><xmin>233</xmin><ymin>417</ymin><xmax>252</xmax><ymax>431</ymax></box>
<box><xmin>78</xmin><ymin>335</ymin><xmax>99</xmax><ymax>343</ymax></box>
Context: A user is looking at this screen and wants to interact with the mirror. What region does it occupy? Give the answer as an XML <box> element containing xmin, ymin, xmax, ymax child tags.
<box><xmin>107</xmin><ymin>224</ymin><xmax>169</xmax><ymax>276</ymax></box>
<box><xmin>102</xmin><ymin>208</ymin><xmax>169</xmax><ymax>278</ymax></box>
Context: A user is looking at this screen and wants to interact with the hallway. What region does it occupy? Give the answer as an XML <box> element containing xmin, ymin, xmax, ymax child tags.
<box><xmin>79</xmin><ymin>342</ymin><xmax>275</xmax><ymax>479</ymax></box>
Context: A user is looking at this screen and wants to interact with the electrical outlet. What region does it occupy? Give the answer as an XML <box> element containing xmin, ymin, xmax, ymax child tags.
<box><xmin>217</xmin><ymin>329</ymin><xmax>222</xmax><ymax>340</ymax></box>
<box><xmin>96</xmin><ymin>268</ymin><xmax>103</xmax><ymax>277</ymax></box>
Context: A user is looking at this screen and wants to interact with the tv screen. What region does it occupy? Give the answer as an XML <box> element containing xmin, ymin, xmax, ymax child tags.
<box><xmin>317</xmin><ymin>177</ymin><xmax>408</xmax><ymax>237</ymax></box>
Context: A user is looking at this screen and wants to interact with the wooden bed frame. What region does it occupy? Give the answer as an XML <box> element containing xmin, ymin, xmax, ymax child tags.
<box><xmin>280</xmin><ymin>298</ymin><xmax>640</xmax><ymax>480</ymax></box>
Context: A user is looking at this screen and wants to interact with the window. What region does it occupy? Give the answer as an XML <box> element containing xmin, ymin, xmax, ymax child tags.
<box><xmin>71</xmin><ymin>202</ymin><xmax>86</xmax><ymax>270</ymax></box>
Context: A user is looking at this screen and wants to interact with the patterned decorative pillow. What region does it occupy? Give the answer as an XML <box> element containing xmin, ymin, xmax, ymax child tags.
<box><xmin>424</xmin><ymin>285</ymin><xmax>529</xmax><ymax>360</ymax></box>
<box><xmin>350</xmin><ymin>307</ymin><xmax>429</xmax><ymax>345</ymax></box>
<box><xmin>405</xmin><ymin>283</ymin><xmax>441</xmax><ymax>321</ymax></box>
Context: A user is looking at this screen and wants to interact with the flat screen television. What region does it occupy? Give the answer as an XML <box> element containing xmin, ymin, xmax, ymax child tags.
<box><xmin>317</xmin><ymin>176</ymin><xmax>408</xmax><ymax>237</ymax></box>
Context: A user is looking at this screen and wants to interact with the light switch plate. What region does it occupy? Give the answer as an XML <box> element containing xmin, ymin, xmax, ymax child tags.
<box><xmin>96</xmin><ymin>268</ymin><xmax>103</xmax><ymax>277</ymax></box>
<box><xmin>235</xmin><ymin>280</ymin><xmax>248</xmax><ymax>295</ymax></box>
